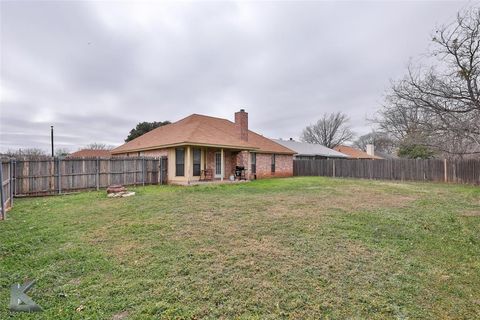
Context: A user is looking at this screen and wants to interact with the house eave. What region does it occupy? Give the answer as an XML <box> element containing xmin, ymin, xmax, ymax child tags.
<box><xmin>253</xmin><ymin>150</ymin><xmax>296</xmax><ymax>155</ymax></box>
<box><xmin>295</xmin><ymin>153</ymin><xmax>348</xmax><ymax>158</ymax></box>
<box><xmin>111</xmin><ymin>142</ymin><xmax>259</xmax><ymax>154</ymax></box>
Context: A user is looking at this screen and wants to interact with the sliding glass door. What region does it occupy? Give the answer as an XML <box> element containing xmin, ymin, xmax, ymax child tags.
<box><xmin>215</xmin><ymin>152</ymin><xmax>222</xmax><ymax>178</ymax></box>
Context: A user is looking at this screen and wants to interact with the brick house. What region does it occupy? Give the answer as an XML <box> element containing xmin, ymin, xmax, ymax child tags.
<box><xmin>333</xmin><ymin>145</ymin><xmax>383</xmax><ymax>160</ymax></box>
<box><xmin>111</xmin><ymin>110</ymin><xmax>295</xmax><ymax>184</ymax></box>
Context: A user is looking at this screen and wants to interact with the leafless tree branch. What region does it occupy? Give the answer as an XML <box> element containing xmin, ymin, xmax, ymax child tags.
<box><xmin>301</xmin><ymin>112</ymin><xmax>354</xmax><ymax>148</ymax></box>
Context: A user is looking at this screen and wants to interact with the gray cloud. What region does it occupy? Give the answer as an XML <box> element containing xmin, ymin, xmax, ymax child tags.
<box><xmin>0</xmin><ymin>0</ymin><xmax>471</xmax><ymax>152</ymax></box>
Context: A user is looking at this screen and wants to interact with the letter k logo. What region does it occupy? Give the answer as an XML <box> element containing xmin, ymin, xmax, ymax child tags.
<box><xmin>10</xmin><ymin>280</ymin><xmax>42</xmax><ymax>312</ymax></box>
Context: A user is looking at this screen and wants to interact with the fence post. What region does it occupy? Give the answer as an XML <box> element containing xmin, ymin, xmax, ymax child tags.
<box><xmin>123</xmin><ymin>159</ymin><xmax>126</xmax><ymax>185</ymax></box>
<box><xmin>10</xmin><ymin>159</ymin><xmax>14</xmax><ymax>207</ymax></box>
<box><xmin>142</xmin><ymin>157</ymin><xmax>145</xmax><ymax>186</ymax></box>
<box><xmin>57</xmin><ymin>157</ymin><xmax>62</xmax><ymax>194</ymax></box>
<box><xmin>390</xmin><ymin>159</ymin><xmax>394</xmax><ymax>180</ymax></box>
<box><xmin>371</xmin><ymin>160</ymin><xmax>374</xmax><ymax>180</ymax></box>
<box><xmin>444</xmin><ymin>159</ymin><xmax>447</xmax><ymax>183</ymax></box>
<box><xmin>133</xmin><ymin>158</ymin><xmax>137</xmax><ymax>186</ymax></box>
<box><xmin>107</xmin><ymin>158</ymin><xmax>112</xmax><ymax>186</ymax></box>
<box><xmin>51</xmin><ymin>157</ymin><xmax>55</xmax><ymax>194</ymax></box>
<box><xmin>96</xmin><ymin>157</ymin><xmax>100</xmax><ymax>191</ymax></box>
<box><xmin>332</xmin><ymin>159</ymin><xmax>336</xmax><ymax>178</ymax></box>
<box><xmin>81</xmin><ymin>158</ymin><xmax>86</xmax><ymax>190</ymax></box>
<box><xmin>0</xmin><ymin>162</ymin><xmax>5</xmax><ymax>220</ymax></box>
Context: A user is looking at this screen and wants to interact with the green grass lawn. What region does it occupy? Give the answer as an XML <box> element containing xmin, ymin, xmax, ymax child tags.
<box><xmin>0</xmin><ymin>177</ymin><xmax>479</xmax><ymax>319</ymax></box>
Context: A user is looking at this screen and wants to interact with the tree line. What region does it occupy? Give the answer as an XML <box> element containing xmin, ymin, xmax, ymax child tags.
<box><xmin>302</xmin><ymin>8</ymin><xmax>480</xmax><ymax>159</ymax></box>
<box><xmin>2</xmin><ymin>123</ymin><xmax>172</xmax><ymax>158</ymax></box>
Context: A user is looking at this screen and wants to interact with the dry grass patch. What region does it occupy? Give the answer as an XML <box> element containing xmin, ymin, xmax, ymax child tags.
<box><xmin>262</xmin><ymin>189</ymin><xmax>416</xmax><ymax>220</ymax></box>
<box><xmin>461</xmin><ymin>209</ymin><xmax>480</xmax><ymax>217</ymax></box>
<box><xmin>112</xmin><ymin>311</ymin><xmax>129</xmax><ymax>320</ymax></box>
<box><xmin>1</xmin><ymin>177</ymin><xmax>479</xmax><ymax>319</ymax></box>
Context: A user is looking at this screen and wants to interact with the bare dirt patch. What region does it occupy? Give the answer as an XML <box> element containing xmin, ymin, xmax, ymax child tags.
<box><xmin>85</xmin><ymin>222</ymin><xmax>154</xmax><ymax>265</ymax></box>
<box><xmin>461</xmin><ymin>210</ymin><xmax>480</xmax><ymax>217</ymax></box>
<box><xmin>112</xmin><ymin>311</ymin><xmax>129</xmax><ymax>320</ymax></box>
<box><xmin>264</xmin><ymin>188</ymin><xmax>417</xmax><ymax>219</ymax></box>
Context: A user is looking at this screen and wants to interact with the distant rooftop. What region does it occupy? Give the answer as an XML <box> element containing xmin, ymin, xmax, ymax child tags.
<box><xmin>273</xmin><ymin>139</ymin><xmax>349</xmax><ymax>158</ymax></box>
<box><xmin>333</xmin><ymin>145</ymin><xmax>383</xmax><ymax>159</ymax></box>
<box><xmin>375</xmin><ymin>150</ymin><xmax>399</xmax><ymax>160</ymax></box>
<box><xmin>68</xmin><ymin>149</ymin><xmax>112</xmax><ymax>158</ymax></box>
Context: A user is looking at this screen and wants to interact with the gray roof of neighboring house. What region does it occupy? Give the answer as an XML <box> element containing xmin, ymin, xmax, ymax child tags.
<box><xmin>374</xmin><ymin>151</ymin><xmax>399</xmax><ymax>159</ymax></box>
<box><xmin>273</xmin><ymin>139</ymin><xmax>349</xmax><ymax>158</ymax></box>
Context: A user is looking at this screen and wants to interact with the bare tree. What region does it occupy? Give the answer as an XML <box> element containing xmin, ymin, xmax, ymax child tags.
<box><xmin>85</xmin><ymin>143</ymin><xmax>114</xmax><ymax>150</ymax></box>
<box><xmin>4</xmin><ymin>148</ymin><xmax>48</xmax><ymax>159</ymax></box>
<box><xmin>301</xmin><ymin>112</ymin><xmax>354</xmax><ymax>148</ymax></box>
<box><xmin>376</xmin><ymin>8</ymin><xmax>480</xmax><ymax>158</ymax></box>
<box><xmin>55</xmin><ymin>148</ymin><xmax>70</xmax><ymax>157</ymax></box>
<box><xmin>353</xmin><ymin>131</ymin><xmax>396</xmax><ymax>153</ymax></box>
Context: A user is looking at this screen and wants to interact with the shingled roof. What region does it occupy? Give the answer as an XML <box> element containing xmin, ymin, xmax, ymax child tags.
<box><xmin>333</xmin><ymin>145</ymin><xmax>383</xmax><ymax>159</ymax></box>
<box><xmin>274</xmin><ymin>139</ymin><xmax>349</xmax><ymax>158</ymax></box>
<box><xmin>68</xmin><ymin>149</ymin><xmax>112</xmax><ymax>158</ymax></box>
<box><xmin>112</xmin><ymin>114</ymin><xmax>295</xmax><ymax>154</ymax></box>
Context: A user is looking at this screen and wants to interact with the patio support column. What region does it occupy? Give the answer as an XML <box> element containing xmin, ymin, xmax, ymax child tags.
<box><xmin>186</xmin><ymin>146</ymin><xmax>191</xmax><ymax>184</ymax></box>
<box><xmin>221</xmin><ymin>148</ymin><xmax>224</xmax><ymax>181</ymax></box>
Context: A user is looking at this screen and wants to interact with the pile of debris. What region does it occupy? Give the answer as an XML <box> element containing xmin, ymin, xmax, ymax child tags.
<box><xmin>106</xmin><ymin>185</ymin><xmax>135</xmax><ymax>198</ymax></box>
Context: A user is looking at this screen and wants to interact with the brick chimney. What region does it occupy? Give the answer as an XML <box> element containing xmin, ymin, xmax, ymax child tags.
<box><xmin>234</xmin><ymin>109</ymin><xmax>248</xmax><ymax>141</ymax></box>
<box><xmin>366</xmin><ymin>144</ymin><xmax>375</xmax><ymax>156</ymax></box>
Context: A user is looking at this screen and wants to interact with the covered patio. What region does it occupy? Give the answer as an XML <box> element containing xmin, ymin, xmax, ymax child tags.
<box><xmin>167</xmin><ymin>145</ymin><xmax>253</xmax><ymax>185</ymax></box>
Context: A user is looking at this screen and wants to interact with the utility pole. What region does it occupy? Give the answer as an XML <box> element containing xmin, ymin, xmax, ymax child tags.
<box><xmin>51</xmin><ymin>126</ymin><xmax>54</xmax><ymax>157</ymax></box>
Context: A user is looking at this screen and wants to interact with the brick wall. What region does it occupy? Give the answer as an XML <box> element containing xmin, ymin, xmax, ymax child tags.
<box><xmin>236</xmin><ymin>151</ymin><xmax>249</xmax><ymax>168</ymax></box>
<box><xmin>224</xmin><ymin>150</ymin><xmax>234</xmax><ymax>178</ymax></box>
<box><xmin>205</xmin><ymin>149</ymin><xmax>215</xmax><ymax>173</ymax></box>
<box><xmin>236</xmin><ymin>151</ymin><xmax>251</xmax><ymax>179</ymax></box>
<box><xmin>254</xmin><ymin>153</ymin><xmax>293</xmax><ymax>179</ymax></box>
<box><xmin>205</xmin><ymin>149</ymin><xmax>236</xmax><ymax>179</ymax></box>
<box><xmin>141</xmin><ymin>149</ymin><xmax>168</xmax><ymax>157</ymax></box>
<box><xmin>234</xmin><ymin>110</ymin><xmax>248</xmax><ymax>141</ymax></box>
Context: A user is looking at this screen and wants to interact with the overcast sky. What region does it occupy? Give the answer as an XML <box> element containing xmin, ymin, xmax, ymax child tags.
<box><xmin>0</xmin><ymin>0</ymin><xmax>474</xmax><ymax>153</ymax></box>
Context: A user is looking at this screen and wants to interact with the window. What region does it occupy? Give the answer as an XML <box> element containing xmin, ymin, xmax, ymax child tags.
<box><xmin>175</xmin><ymin>148</ymin><xmax>185</xmax><ymax>176</ymax></box>
<box><xmin>251</xmin><ymin>153</ymin><xmax>256</xmax><ymax>174</ymax></box>
<box><xmin>193</xmin><ymin>148</ymin><xmax>201</xmax><ymax>176</ymax></box>
<box><xmin>271</xmin><ymin>154</ymin><xmax>276</xmax><ymax>173</ymax></box>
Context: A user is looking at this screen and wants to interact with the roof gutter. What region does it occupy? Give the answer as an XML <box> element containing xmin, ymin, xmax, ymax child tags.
<box><xmin>111</xmin><ymin>142</ymin><xmax>259</xmax><ymax>154</ymax></box>
<box><xmin>295</xmin><ymin>153</ymin><xmax>348</xmax><ymax>158</ymax></box>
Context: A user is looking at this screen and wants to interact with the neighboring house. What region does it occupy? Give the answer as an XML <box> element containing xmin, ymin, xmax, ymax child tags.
<box><xmin>67</xmin><ymin>149</ymin><xmax>112</xmax><ymax>158</ymax></box>
<box><xmin>274</xmin><ymin>139</ymin><xmax>349</xmax><ymax>160</ymax></box>
<box><xmin>375</xmin><ymin>151</ymin><xmax>399</xmax><ymax>160</ymax></box>
<box><xmin>333</xmin><ymin>145</ymin><xmax>383</xmax><ymax>160</ymax></box>
<box><xmin>111</xmin><ymin>110</ymin><xmax>295</xmax><ymax>184</ymax></box>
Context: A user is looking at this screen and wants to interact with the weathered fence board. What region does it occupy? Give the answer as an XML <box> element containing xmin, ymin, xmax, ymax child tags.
<box><xmin>293</xmin><ymin>159</ymin><xmax>480</xmax><ymax>185</ymax></box>
<box><xmin>11</xmin><ymin>156</ymin><xmax>167</xmax><ymax>196</ymax></box>
<box><xmin>0</xmin><ymin>160</ymin><xmax>14</xmax><ymax>219</ymax></box>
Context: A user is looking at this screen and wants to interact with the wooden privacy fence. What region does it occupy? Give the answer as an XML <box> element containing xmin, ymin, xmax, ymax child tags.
<box><xmin>9</xmin><ymin>156</ymin><xmax>167</xmax><ymax>197</ymax></box>
<box><xmin>0</xmin><ymin>160</ymin><xmax>14</xmax><ymax>220</ymax></box>
<box><xmin>293</xmin><ymin>159</ymin><xmax>480</xmax><ymax>185</ymax></box>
